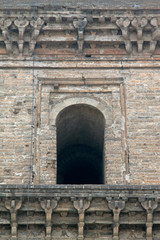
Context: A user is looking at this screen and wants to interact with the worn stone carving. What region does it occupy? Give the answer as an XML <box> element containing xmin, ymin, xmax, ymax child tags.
<box><xmin>73</xmin><ymin>17</ymin><xmax>87</xmax><ymax>53</ymax></box>
<box><xmin>108</xmin><ymin>199</ymin><xmax>125</xmax><ymax>240</ymax></box>
<box><xmin>0</xmin><ymin>16</ymin><xmax>44</xmax><ymax>56</ymax></box>
<box><xmin>29</xmin><ymin>17</ymin><xmax>44</xmax><ymax>55</ymax></box>
<box><xmin>40</xmin><ymin>198</ymin><xmax>59</xmax><ymax>240</ymax></box>
<box><xmin>150</xmin><ymin>18</ymin><xmax>160</xmax><ymax>40</ymax></box>
<box><xmin>73</xmin><ymin>198</ymin><xmax>91</xmax><ymax>240</ymax></box>
<box><xmin>141</xmin><ymin>199</ymin><xmax>158</xmax><ymax>240</ymax></box>
<box><xmin>116</xmin><ymin>17</ymin><xmax>160</xmax><ymax>54</ymax></box>
<box><xmin>0</xmin><ymin>18</ymin><xmax>12</xmax><ymax>54</ymax></box>
<box><xmin>150</xmin><ymin>18</ymin><xmax>160</xmax><ymax>53</ymax></box>
<box><xmin>5</xmin><ymin>199</ymin><xmax>22</xmax><ymax>240</ymax></box>
<box><xmin>131</xmin><ymin>17</ymin><xmax>148</xmax><ymax>53</ymax></box>
<box><xmin>116</xmin><ymin>18</ymin><xmax>132</xmax><ymax>53</ymax></box>
<box><xmin>14</xmin><ymin>16</ymin><xmax>29</xmax><ymax>54</ymax></box>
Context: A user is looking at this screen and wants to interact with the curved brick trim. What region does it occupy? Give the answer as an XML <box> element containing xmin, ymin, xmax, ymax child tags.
<box><xmin>50</xmin><ymin>96</ymin><xmax>112</xmax><ymax>126</ymax></box>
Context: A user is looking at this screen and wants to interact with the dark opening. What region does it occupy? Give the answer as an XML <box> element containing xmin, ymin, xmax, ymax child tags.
<box><xmin>85</xmin><ymin>54</ymin><xmax>92</xmax><ymax>58</ymax></box>
<box><xmin>56</xmin><ymin>104</ymin><xmax>105</xmax><ymax>184</ymax></box>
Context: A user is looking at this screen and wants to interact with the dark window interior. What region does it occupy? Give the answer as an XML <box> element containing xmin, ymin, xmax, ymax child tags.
<box><xmin>56</xmin><ymin>104</ymin><xmax>105</xmax><ymax>184</ymax></box>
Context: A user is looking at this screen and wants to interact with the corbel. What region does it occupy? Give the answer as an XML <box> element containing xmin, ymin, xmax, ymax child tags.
<box><xmin>14</xmin><ymin>16</ymin><xmax>29</xmax><ymax>54</ymax></box>
<box><xmin>40</xmin><ymin>198</ymin><xmax>59</xmax><ymax>240</ymax></box>
<box><xmin>141</xmin><ymin>199</ymin><xmax>158</xmax><ymax>240</ymax></box>
<box><xmin>0</xmin><ymin>18</ymin><xmax>12</xmax><ymax>54</ymax></box>
<box><xmin>99</xmin><ymin>16</ymin><xmax>105</xmax><ymax>24</ymax></box>
<box><xmin>5</xmin><ymin>199</ymin><xmax>22</xmax><ymax>240</ymax></box>
<box><xmin>72</xmin><ymin>198</ymin><xmax>91</xmax><ymax>240</ymax></box>
<box><xmin>150</xmin><ymin>18</ymin><xmax>160</xmax><ymax>53</ymax></box>
<box><xmin>73</xmin><ymin>17</ymin><xmax>87</xmax><ymax>53</ymax></box>
<box><xmin>56</xmin><ymin>15</ymin><xmax>62</xmax><ymax>24</ymax></box>
<box><xmin>116</xmin><ymin>18</ymin><xmax>132</xmax><ymax>54</ymax></box>
<box><xmin>29</xmin><ymin>17</ymin><xmax>44</xmax><ymax>55</ymax></box>
<box><xmin>131</xmin><ymin>17</ymin><xmax>148</xmax><ymax>53</ymax></box>
<box><xmin>108</xmin><ymin>199</ymin><xmax>125</xmax><ymax>240</ymax></box>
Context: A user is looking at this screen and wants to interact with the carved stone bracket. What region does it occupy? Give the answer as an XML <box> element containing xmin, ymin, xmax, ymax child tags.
<box><xmin>116</xmin><ymin>17</ymin><xmax>159</xmax><ymax>54</ymax></box>
<box><xmin>141</xmin><ymin>199</ymin><xmax>158</xmax><ymax>240</ymax></box>
<box><xmin>73</xmin><ymin>17</ymin><xmax>87</xmax><ymax>53</ymax></box>
<box><xmin>5</xmin><ymin>199</ymin><xmax>22</xmax><ymax>240</ymax></box>
<box><xmin>72</xmin><ymin>198</ymin><xmax>91</xmax><ymax>240</ymax></box>
<box><xmin>40</xmin><ymin>198</ymin><xmax>59</xmax><ymax>240</ymax></box>
<box><xmin>0</xmin><ymin>16</ymin><xmax>43</xmax><ymax>56</ymax></box>
<box><xmin>14</xmin><ymin>16</ymin><xmax>29</xmax><ymax>54</ymax></box>
<box><xmin>108</xmin><ymin>199</ymin><xmax>125</xmax><ymax>240</ymax></box>
<box><xmin>150</xmin><ymin>18</ymin><xmax>160</xmax><ymax>53</ymax></box>
<box><xmin>0</xmin><ymin>18</ymin><xmax>12</xmax><ymax>54</ymax></box>
<box><xmin>131</xmin><ymin>17</ymin><xmax>148</xmax><ymax>53</ymax></box>
<box><xmin>30</xmin><ymin>17</ymin><xmax>44</xmax><ymax>55</ymax></box>
<box><xmin>116</xmin><ymin>18</ymin><xmax>132</xmax><ymax>54</ymax></box>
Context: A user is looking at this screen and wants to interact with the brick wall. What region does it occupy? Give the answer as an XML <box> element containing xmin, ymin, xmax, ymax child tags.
<box><xmin>0</xmin><ymin>62</ymin><xmax>159</xmax><ymax>185</ymax></box>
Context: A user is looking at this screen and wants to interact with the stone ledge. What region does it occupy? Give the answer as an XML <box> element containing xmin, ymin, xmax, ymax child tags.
<box><xmin>1</xmin><ymin>0</ymin><xmax>160</xmax><ymax>9</ymax></box>
<box><xmin>0</xmin><ymin>184</ymin><xmax>160</xmax><ymax>199</ymax></box>
<box><xmin>1</xmin><ymin>60</ymin><xmax>160</xmax><ymax>68</ymax></box>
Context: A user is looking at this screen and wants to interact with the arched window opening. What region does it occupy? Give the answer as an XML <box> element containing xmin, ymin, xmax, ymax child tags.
<box><xmin>56</xmin><ymin>104</ymin><xmax>105</xmax><ymax>184</ymax></box>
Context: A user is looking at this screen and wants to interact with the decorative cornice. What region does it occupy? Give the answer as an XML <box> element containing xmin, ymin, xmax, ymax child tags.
<box><xmin>0</xmin><ymin>9</ymin><xmax>160</xmax><ymax>58</ymax></box>
<box><xmin>1</xmin><ymin>186</ymin><xmax>159</xmax><ymax>240</ymax></box>
<box><xmin>0</xmin><ymin>185</ymin><xmax>160</xmax><ymax>240</ymax></box>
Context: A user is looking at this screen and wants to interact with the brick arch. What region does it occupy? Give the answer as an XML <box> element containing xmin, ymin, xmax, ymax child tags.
<box><xmin>50</xmin><ymin>96</ymin><xmax>112</xmax><ymax>126</ymax></box>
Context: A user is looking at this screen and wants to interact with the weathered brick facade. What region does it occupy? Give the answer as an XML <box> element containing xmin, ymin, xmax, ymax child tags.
<box><xmin>0</xmin><ymin>0</ymin><xmax>160</xmax><ymax>239</ymax></box>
